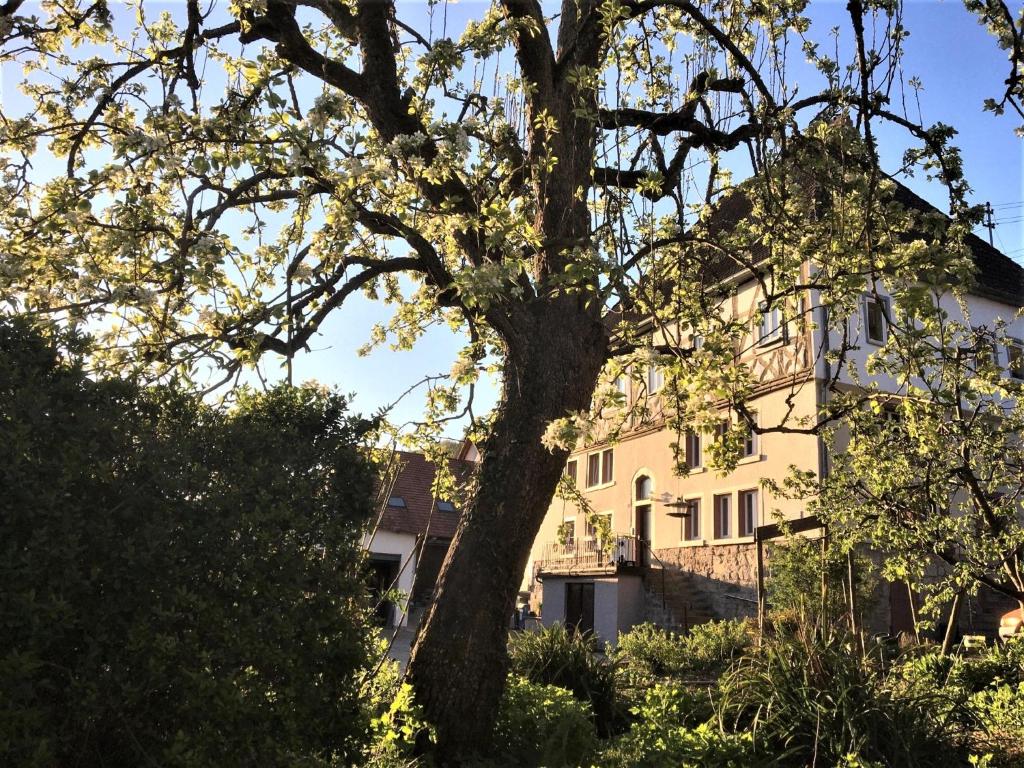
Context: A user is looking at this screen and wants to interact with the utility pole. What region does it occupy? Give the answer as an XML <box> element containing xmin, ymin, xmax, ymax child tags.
<box><xmin>984</xmin><ymin>201</ymin><xmax>995</xmax><ymax>247</ymax></box>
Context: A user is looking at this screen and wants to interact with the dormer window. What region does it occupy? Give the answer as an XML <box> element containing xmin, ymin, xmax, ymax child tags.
<box><xmin>387</xmin><ymin>496</ymin><xmax>406</xmax><ymax>508</ymax></box>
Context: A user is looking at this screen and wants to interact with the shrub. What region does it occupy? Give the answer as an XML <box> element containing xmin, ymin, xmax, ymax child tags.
<box><xmin>491</xmin><ymin>676</ymin><xmax>598</xmax><ymax>767</ymax></box>
<box><xmin>613</xmin><ymin>622</ymin><xmax>688</xmax><ymax>677</ymax></box>
<box><xmin>683</xmin><ymin>619</ymin><xmax>754</xmax><ymax>676</ymax></box>
<box><xmin>599</xmin><ymin>685</ymin><xmax>758</xmax><ymax>768</ymax></box>
<box><xmin>0</xmin><ymin>319</ymin><xmax>379</xmax><ymax>767</ymax></box>
<box><xmin>507</xmin><ymin>624</ymin><xmax>619</xmax><ymax>734</ymax></box>
<box><xmin>718</xmin><ymin>630</ymin><xmax>968</xmax><ymax>767</ymax></box>
<box><xmin>969</xmin><ymin>682</ymin><xmax>1024</xmax><ymax>763</ymax></box>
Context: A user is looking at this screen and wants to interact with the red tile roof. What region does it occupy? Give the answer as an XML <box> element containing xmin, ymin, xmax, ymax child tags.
<box><xmin>378</xmin><ymin>450</ymin><xmax>475</xmax><ymax>540</ymax></box>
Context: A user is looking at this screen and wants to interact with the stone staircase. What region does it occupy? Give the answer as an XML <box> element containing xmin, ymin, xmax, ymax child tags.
<box><xmin>643</xmin><ymin>565</ymin><xmax>718</xmax><ymax>632</ymax></box>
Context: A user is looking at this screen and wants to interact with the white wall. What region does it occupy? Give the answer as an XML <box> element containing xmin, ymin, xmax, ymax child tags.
<box><xmin>363</xmin><ymin>529</ymin><xmax>418</xmax><ymax>627</ymax></box>
<box><xmin>539</xmin><ymin>575</ymin><xmax>645</xmax><ymax>646</ymax></box>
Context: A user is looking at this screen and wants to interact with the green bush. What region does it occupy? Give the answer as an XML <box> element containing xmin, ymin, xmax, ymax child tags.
<box><xmin>491</xmin><ymin>676</ymin><xmax>598</xmax><ymax>768</ymax></box>
<box><xmin>613</xmin><ymin>622</ymin><xmax>688</xmax><ymax>677</ymax></box>
<box><xmin>599</xmin><ymin>685</ymin><xmax>758</xmax><ymax>768</ymax></box>
<box><xmin>718</xmin><ymin>630</ymin><xmax>967</xmax><ymax>768</ymax></box>
<box><xmin>614</xmin><ymin>619</ymin><xmax>752</xmax><ymax>683</ymax></box>
<box><xmin>0</xmin><ymin>319</ymin><xmax>379</xmax><ymax>767</ymax></box>
<box><xmin>507</xmin><ymin>624</ymin><xmax>619</xmax><ymax>734</ymax></box>
<box><xmin>969</xmin><ymin>682</ymin><xmax>1024</xmax><ymax>763</ymax></box>
<box><xmin>682</xmin><ymin>619</ymin><xmax>753</xmax><ymax>677</ymax></box>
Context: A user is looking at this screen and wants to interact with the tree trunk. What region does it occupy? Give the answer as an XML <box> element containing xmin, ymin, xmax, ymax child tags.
<box><xmin>406</xmin><ymin>298</ymin><xmax>606</xmax><ymax>762</ymax></box>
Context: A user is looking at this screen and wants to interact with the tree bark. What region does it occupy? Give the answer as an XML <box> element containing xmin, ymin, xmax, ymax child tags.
<box><xmin>407</xmin><ymin>298</ymin><xmax>607</xmax><ymax>762</ymax></box>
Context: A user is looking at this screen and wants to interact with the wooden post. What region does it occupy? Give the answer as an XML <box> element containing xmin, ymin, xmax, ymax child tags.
<box><xmin>941</xmin><ymin>589</ymin><xmax>965</xmax><ymax>656</ymax></box>
<box><xmin>847</xmin><ymin>550</ymin><xmax>863</xmax><ymax>656</ymax></box>
<box><xmin>756</xmin><ymin>536</ymin><xmax>766</xmax><ymax>641</ymax></box>
<box><xmin>906</xmin><ymin>581</ymin><xmax>921</xmax><ymax>645</ymax></box>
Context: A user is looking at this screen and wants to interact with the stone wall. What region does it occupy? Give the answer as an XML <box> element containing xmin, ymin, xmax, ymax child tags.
<box><xmin>653</xmin><ymin>543</ymin><xmax>759</xmax><ymax>622</ymax></box>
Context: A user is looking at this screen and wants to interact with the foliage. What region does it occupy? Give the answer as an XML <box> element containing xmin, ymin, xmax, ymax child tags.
<box><xmin>613</xmin><ymin>622</ymin><xmax>690</xmax><ymax>679</ymax></box>
<box><xmin>614</xmin><ymin>619</ymin><xmax>753</xmax><ymax>684</ymax></box>
<box><xmin>367</xmin><ymin>683</ymin><xmax>435</xmax><ymax>767</ymax></box>
<box><xmin>506</xmin><ymin>624</ymin><xmax>620</xmax><ymax>735</ymax></box>
<box><xmin>718</xmin><ymin>629</ymin><xmax>968</xmax><ymax>768</ymax></box>
<box><xmin>0</xmin><ymin>318</ymin><xmax>378</xmax><ymax>768</ymax></box>
<box><xmin>682</xmin><ymin>620</ymin><xmax>755</xmax><ymax>677</ymax></box>
<box><xmin>599</xmin><ymin>685</ymin><xmax>758</xmax><ymax>768</ymax></box>
<box><xmin>489</xmin><ymin>676</ymin><xmax>598</xmax><ymax>768</ymax></box>
<box><xmin>765</xmin><ymin>535</ymin><xmax>878</xmax><ymax>630</ymax></box>
<box><xmin>0</xmin><ymin>0</ymin><xmax>1015</xmax><ymax>754</ymax></box>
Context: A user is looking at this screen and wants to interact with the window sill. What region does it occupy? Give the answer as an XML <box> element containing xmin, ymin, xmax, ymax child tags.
<box><xmin>585</xmin><ymin>481</ymin><xmax>616</xmax><ymax>492</ymax></box>
<box><xmin>682</xmin><ymin>466</ymin><xmax>706</xmax><ymax>475</ymax></box>
<box><xmin>710</xmin><ymin>536</ymin><xmax>755</xmax><ymax>545</ymax></box>
<box><xmin>736</xmin><ymin>454</ymin><xmax>765</xmax><ymax>466</ymax></box>
<box><xmin>677</xmin><ymin>538</ymin><xmax>706</xmax><ymax>547</ymax></box>
<box><xmin>755</xmin><ymin>336</ymin><xmax>787</xmax><ymax>351</ymax></box>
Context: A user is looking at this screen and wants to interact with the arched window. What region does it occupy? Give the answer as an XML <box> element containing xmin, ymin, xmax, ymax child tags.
<box><xmin>635</xmin><ymin>475</ymin><xmax>652</xmax><ymax>502</ymax></box>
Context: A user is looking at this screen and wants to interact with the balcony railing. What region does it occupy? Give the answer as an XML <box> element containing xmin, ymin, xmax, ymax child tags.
<box><xmin>536</xmin><ymin>534</ymin><xmax>644</xmax><ymax>575</ymax></box>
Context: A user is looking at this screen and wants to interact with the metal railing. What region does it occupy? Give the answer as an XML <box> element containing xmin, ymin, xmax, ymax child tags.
<box><xmin>536</xmin><ymin>534</ymin><xmax>641</xmax><ymax>574</ymax></box>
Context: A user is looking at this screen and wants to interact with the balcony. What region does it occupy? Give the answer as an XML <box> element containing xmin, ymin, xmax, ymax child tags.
<box><xmin>536</xmin><ymin>534</ymin><xmax>645</xmax><ymax>577</ymax></box>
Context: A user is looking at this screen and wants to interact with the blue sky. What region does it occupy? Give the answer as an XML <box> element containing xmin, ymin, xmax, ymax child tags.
<box><xmin>3</xmin><ymin>1</ymin><xmax>1022</xmax><ymax>435</ymax></box>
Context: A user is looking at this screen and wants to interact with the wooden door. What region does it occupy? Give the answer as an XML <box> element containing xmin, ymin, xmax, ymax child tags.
<box><xmin>565</xmin><ymin>581</ymin><xmax>595</xmax><ymax>635</ymax></box>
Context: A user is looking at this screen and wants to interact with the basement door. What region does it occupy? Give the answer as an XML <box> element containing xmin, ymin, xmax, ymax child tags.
<box><xmin>565</xmin><ymin>581</ymin><xmax>595</xmax><ymax>636</ymax></box>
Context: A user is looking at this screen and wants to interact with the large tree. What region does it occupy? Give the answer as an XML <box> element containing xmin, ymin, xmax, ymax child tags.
<box><xmin>0</xmin><ymin>0</ymin><xmax>1007</xmax><ymax>758</ymax></box>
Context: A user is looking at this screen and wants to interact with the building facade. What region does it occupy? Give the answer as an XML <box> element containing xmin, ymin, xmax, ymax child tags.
<box><xmin>528</xmin><ymin>190</ymin><xmax>1024</xmax><ymax>645</ymax></box>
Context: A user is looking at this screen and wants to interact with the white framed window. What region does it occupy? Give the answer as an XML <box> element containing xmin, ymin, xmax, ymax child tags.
<box><xmin>562</xmin><ymin>517</ymin><xmax>576</xmax><ymax>549</ymax></box>
<box><xmin>684</xmin><ymin>430</ymin><xmax>702</xmax><ymax>470</ymax></box>
<box><xmin>756</xmin><ymin>301</ymin><xmax>785</xmax><ymax>346</ymax></box>
<box><xmin>614</xmin><ymin>374</ymin><xmax>627</xmax><ymax>395</ymax></box>
<box><xmin>863</xmin><ymin>294</ymin><xmax>889</xmax><ymax>345</ymax></box>
<box><xmin>647</xmin><ymin>365</ymin><xmax>664</xmax><ymax>393</ymax></box>
<box><xmin>738</xmin><ymin>489</ymin><xmax>758</xmax><ymax>537</ymax></box>
<box><xmin>586</xmin><ymin>449</ymin><xmax>613</xmax><ymax>487</ymax></box>
<box><xmin>565</xmin><ymin>459</ymin><xmax>578</xmax><ymax>485</ymax></box>
<box><xmin>634</xmin><ymin>475</ymin><xmax>653</xmax><ymax>501</ymax></box>
<box><xmin>713</xmin><ymin>494</ymin><xmax>731</xmax><ymax>539</ymax></box>
<box><xmin>682</xmin><ymin>498</ymin><xmax>701</xmax><ymax>541</ymax></box>
<box><xmin>1007</xmin><ymin>340</ymin><xmax>1024</xmax><ymax>379</ymax></box>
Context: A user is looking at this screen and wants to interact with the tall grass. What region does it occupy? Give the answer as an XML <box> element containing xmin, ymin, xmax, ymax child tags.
<box><xmin>717</xmin><ymin>628</ymin><xmax>969</xmax><ymax>768</ymax></box>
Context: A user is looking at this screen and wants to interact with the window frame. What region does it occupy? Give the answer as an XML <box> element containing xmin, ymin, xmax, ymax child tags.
<box><xmin>647</xmin><ymin>364</ymin><xmax>664</xmax><ymax>393</ymax></box>
<box><xmin>740</xmin><ymin>417</ymin><xmax>758</xmax><ymax>458</ymax></box>
<box><xmin>585</xmin><ymin>448</ymin><xmax>614</xmax><ymax>488</ymax></box>
<box><xmin>1007</xmin><ymin>339</ymin><xmax>1024</xmax><ymax>380</ymax></box>
<box><xmin>387</xmin><ymin>496</ymin><xmax>407</xmax><ymax>508</ymax></box>
<box><xmin>863</xmin><ymin>294</ymin><xmax>889</xmax><ymax>345</ymax></box>
<box><xmin>738</xmin><ymin>489</ymin><xmax>758</xmax><ymax>537</ymax></box>
<box><xmin>584</xmin><ymin>511</ymin><xmax>613</xmax><ymax>540</ymax></box>
<box><xmin>755</xmin><ymin>301</ymin><xmax>786</xmax><ymax>347</ymax></box>
<box><xmin>682</xmin><ymin>498</ymin><xmax>701</xmax><ymax>541</ymax></box>
<box><xmin>684</xmin><ymin>429</ymin><xmax>702</xmax><ymax>470</ymax></box>
<box><xmin>435</xmin><ymin>500</ymin><xmax>457</xmax><ymax>513</ymax></box>
<box><xmin>565</xmin><ymin>459</ymin><xmax>578</xmax><ymax>485</ymax></box>
<box><xmin>713</xmin><ymin>493</ymin><xmax>731</xmax><ymax>540</ymax></box>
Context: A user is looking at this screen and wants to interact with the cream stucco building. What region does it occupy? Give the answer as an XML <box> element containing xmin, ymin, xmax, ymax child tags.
<box><xmin>527</xmin><ymin>185</ymin><xmax>1024</xmax><ymax>645</ymax></box>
